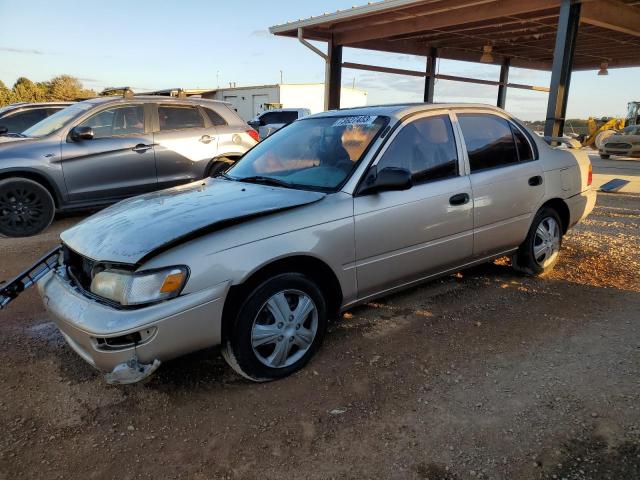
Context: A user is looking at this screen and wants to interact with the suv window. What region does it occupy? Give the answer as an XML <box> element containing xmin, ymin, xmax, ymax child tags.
<box><xmin>458</xmin><ymin>114</ymin><xmax>518</xmax><ymax>171</ymax></box>
<box><xmin>158</xmin><ymin>105</ymin><xmax>204</xmax><ymax>130</ymax></box>
<box><xmin>261</xmin><ymin>111</ymin><xmax>298</xmax><ymax>125</ymax></box>
<box><xmin>203</xmin><ymin>107</ymin><xmax>227</xmax><ymax>126</ymax></box>
<box><xmin>377</xmin><ymin>114</ymin><xmax>458</xmax><ymax>183</ymax></box>
<box><xmin>1</xmin><ymin>108</ymin><xmax>48</xmax><ymax>133</ymax></box>
<box><xmin>78</xmin><ymin>105</ymin><xmax>144</xmax><ymax>139</ymax></box>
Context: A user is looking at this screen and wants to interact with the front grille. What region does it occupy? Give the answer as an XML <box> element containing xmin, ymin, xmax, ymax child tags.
<box><xmin>62</xmin><ymin>245</ymin><xmax>95</xmax><ymax>291</ymax></box>
<box><xmin>605</xmin><ymin>142</ymin><xmax>632</xmax><ymax>149</ymax></box>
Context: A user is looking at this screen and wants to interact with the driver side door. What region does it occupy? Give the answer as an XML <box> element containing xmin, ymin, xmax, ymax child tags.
<box><xmin>353</xmin><ymin>112</ymin><xmax>474</xmax><ymax>299</ymax></box>
<box><xmin>60</xmin><ymin>103</ymin><xmax>157</xmax><ymax>203</ymax></box>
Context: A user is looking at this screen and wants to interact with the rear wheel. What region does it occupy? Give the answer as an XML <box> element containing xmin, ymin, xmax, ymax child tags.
<box><xmin>206</xmin><ymin>157</ymin><xmax>236</xmax><ymax>177</ymax></box>
<box><xmin>513</xmin><ymin>207</ymin><xmax>563</xmax><ymax>276</ymax></box>
<box><xmin>600</xmin><ymin>153</ymin><xmax>611</xmax><ymax>159</ymax></box>
<box><xmin>0</xmin><ymin>178</ymin><xmax>55</xmax><ymax>237</ymax></box>
<box><xmin>222</xmin><ymin>273</ymin><xmax>328</xmax><ymax>381</ymax></box>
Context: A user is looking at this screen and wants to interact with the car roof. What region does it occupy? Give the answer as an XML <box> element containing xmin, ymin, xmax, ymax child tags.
<box><xmin>1</xmin><ymin>101</ymin><xmax>74</xmax><ymax>110</ymax></box>
<box><xmin>80</xmin><ymin>96</ymin><xmax>233</xmax><ymax>107</ymax></box>
<box><xmin>309</xmin><ymin>103</ymin><xmax>511</xmax><ymax>121</ymax></box>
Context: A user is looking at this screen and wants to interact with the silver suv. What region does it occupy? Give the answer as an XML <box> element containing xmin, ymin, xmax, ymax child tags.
<box><xmin>25</xmin><ymin>103</ymin><xmax>595</xmax><ymax>384</ymax></box>
<box><xmin>0</xmin><ymin>94</ymin><xmax>258</xmax><ymax>237</ymax></box>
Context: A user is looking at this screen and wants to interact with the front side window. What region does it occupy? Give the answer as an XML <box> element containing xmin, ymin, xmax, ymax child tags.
<box><xmin>228</xmin><ymin>115</ymin><xmax>387</xmax><ymax>191</ymax></box>
<box><xmin>458</xmin><ymin>114</ymin><xmax>518</xmax><ymax>171</ymax></box>
<box><xmin>158</xmin><ymin>105</ymin><xmax>204</xmax><ymax>130</ymax></box>
<box><xmin>78</xmin><ymin>105</ymin><xmax>144</xmax><ymax>139</ymax></box>
<box><xmin>376</xmin><ymin>114</ymin><xmax>458</xmax><ymax>183</ymax></box>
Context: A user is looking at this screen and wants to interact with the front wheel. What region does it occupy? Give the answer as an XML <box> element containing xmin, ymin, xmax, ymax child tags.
<box><xmin>222</xmin><ymin>273</ymin><xmax>328</xmax><ymax>381</ymax></box>
<box><xmin>513</xmin><ymin>208</ymin><xmax>563</xmax><ymax>276</ymax></box>
<box><xmin>0</xmin><ymin>178</ymin><xmax>55</xmax><ymax>237</ymax></box>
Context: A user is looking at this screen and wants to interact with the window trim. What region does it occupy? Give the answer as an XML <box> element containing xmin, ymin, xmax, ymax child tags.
<box><xmin>155</xmin><ymin>103</ymin><xmax>207</xmax><ymax>132</ymax></box>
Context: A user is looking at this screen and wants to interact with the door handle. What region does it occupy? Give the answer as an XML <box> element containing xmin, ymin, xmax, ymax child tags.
<box><xmin>132</xmin><ymin>144</ymin><xmax>152</xmax><ymax>153</ymax></box>
<box><xmin>449</xmin><ymin>193</ymin><xmax>470</xmax><ymax>206</ymax></box>
<box><xmin>199</xmin><ymin>135</ymin><xmax>215</xmax><ymax>144</ymax></box>
<box><xmin>528</xmin><ymin>175</ymin><xmax>543</xmax><ymax>186</ymax></box>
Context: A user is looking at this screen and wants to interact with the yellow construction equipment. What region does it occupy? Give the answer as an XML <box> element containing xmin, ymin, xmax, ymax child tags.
<box><xmin>579</xmin><ymin>101</ymin><xmax>639</xmax><ymax>149</ymax></box>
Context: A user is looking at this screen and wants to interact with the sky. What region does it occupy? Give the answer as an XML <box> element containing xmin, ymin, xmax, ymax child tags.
<box><xmin>0</xmin><ymin>0</ymin><xmax>637</xmax><ymax>121</ymax></box>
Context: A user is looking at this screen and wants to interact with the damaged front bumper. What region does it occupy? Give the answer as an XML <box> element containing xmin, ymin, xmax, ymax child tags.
<box><xmin>37</xmin><ymin>269</ymin><xmax>229</xmax><ymax>382</ymax></box>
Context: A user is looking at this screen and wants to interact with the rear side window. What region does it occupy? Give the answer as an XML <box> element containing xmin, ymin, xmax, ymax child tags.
<box><xmin>158</xmin><ymin>105</ymin><xmax>204</xmax><ymax>130</ymax></box>
<box><xmin>511</xmin><ymin>124</ymin><xmax>534</xmax><ymax>162</ymax></box>
<box><xmin>261</xmin><ymin>111</ymin><xmax>298</xmax><ymax>125</ymax></box>
<box><xmin>377</xmin><ymin>114</ymin><xmax>458</xmax><ymax>183</ymax></box>
<box><xmin>458</xmin><ymin>114</ymin><xmax>518</xmax><ymax>171</ymax></box>
<box><xmin>203</xmin><ymin>108</ymin><xmax>227</xmax><ymax>126</ymax></box>
<box><xmin>1</xmin><ymin>108</ymin><xmax>48</xmax><ymax>133</ymax></box>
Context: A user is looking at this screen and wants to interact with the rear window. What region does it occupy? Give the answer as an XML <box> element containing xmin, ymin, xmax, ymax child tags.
<box><xmin>458</xmin><ymin>114</ymin><xmax>518</xmax><ymax>172</ymax></box>
<box><xmin>261</xmin><ymin>111</ymin><xmax>299</xmax><ymax>125</ymax></box>
<box><xmin>203</xmin><ymin>107</ymin><xmax>227</xmax><ymax>126</ymax></box>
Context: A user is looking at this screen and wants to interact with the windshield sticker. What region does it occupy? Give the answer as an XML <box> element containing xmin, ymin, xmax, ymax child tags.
<box><xmin>332</xmin><ymin>115</ymin><xmax>377</xmax><ymax>127</ymax></box>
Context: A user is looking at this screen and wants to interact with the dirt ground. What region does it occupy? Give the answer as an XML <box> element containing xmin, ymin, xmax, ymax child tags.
<box><xmin>0</xmin><ymin>193</ymin><xmax>638</xmax><ymax>480</ymax></box>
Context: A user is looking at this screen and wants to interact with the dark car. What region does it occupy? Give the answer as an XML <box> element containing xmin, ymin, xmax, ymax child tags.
<box><xmin>0</xmin><ymin>102</ymin><xmax>74</xmax><ymax>136</ymax></box>
<box><xmin>0</xmin><ymin>95</ymin><xmax>258</xmax><ymax>237</ymax></box>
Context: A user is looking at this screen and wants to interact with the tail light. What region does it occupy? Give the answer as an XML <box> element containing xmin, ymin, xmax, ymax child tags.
<box><xmin>246</xmin><ymin>129</ymin><xmax>259</xmax><ymax>142</ymax></box>
<box><xmin>587</xmin><ymin>163</ymin><xmax>593</xmax><ymax>186</ymax></box>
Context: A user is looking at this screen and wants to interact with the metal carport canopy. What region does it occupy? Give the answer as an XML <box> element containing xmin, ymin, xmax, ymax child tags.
<box><xmin>270</xmin><ymin>0</ymin><xmax>640</xmax><ymax>137</ymax></box>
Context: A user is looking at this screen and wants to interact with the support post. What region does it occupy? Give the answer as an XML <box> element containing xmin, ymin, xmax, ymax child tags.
<box><xmin>424</xmin><ymin>47</ymin><xmax>437</xmax><ymax>103</ymax></box>
<box><xmin>544</xmin><ymin>0</ymin><xmax>581</xmax><ymax>139</ymax></box>
<box><xmin>326</xmin><ymin>40</ymin><xmax>343</xmax><ymax>110</ymax></box>
<box><xmin>497</xmin><ymin>57</ymin><xmax>510</xmax><ymax>109</ymax></box>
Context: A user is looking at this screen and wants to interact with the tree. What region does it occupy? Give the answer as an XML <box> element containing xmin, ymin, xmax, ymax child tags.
<box><xmin>0</xmin><ymin>80</ymin><xmax>12</xmax><ymax>106</ymax></box>
<box><xmin>12</xmin><ymin>77</ymin><xmax>46</xmax><ymax>103</ymax></box>
<box><xmin>47</xmin><ymin>75</ymin><xmax>94</xmax><ymax>101</ymax></box>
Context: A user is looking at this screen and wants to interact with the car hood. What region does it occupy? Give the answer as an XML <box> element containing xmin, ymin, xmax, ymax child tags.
<box><xmin>0</xmin><ymin>136</ymin><xmax>29</xmax><ymax>144</ymax></box>
<box><xmin>60</xmin><ymin>178</ymin><xmax>326</xmax><ymax>264</ymax></box>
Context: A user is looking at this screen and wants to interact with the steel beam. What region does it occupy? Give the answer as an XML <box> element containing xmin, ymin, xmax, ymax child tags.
<box><xmin>327</xmin><ymin>41</ymin><xmax>343</xmax><ymax>110</ymax></box>
<box><xmin>424</xmin><ymin>47</ymin><xmax>438</xmax><ymax>103</ymax></box>
<box><xmin>497</xmin><ymin>57</ymin><xmax>510</xmax><ymax>109</ymax></box>
<box><xmin>544</xmin><ymin>0</ymin><xmax>581</xmax><ymax>139</ymax></box>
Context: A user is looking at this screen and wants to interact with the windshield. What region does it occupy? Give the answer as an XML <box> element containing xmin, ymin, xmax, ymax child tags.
<box><xmin>227</xmin><ymin>115</ymin><xmax>387</xmax><ymax>191</ymax></box>
<box><xmin>22</xmin><ymin>102</ymin><xmax>93</xmax><ymax>137</ymax></box>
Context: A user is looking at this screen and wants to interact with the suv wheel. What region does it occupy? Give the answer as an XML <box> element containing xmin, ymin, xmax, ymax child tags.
<box><xmin>0</xmin><ymin>178</ymin><xmax>55</xmax><ymax>237</ymax></box>
<box><xmin>222</xmin><ymin>273</ymin><xmax>328</xmax><ymax>381</ymax></box>
<box><xmin>512</xmin><ymin>207</ymin><xmax>563</xmax><ymax>276</ymax></box>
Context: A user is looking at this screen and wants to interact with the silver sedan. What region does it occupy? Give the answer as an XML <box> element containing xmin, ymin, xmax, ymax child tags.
<box><xmin>37</xmin><ymin>104</ymin><xmax>596</xmax><ymax>383</ymax></box>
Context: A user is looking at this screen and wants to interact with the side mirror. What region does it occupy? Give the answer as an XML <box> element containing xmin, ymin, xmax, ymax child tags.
<box><xmin>70</xmin><ymin>126</ymin><xmax>94</xmax><ymax>141</ymax></box>
<box><xmin>0</xmin><ymin>126</ymin><xmax>8</xmax><ymax>135</ymax></box>
<box><xmin>358</xmin><ymin>166</ymin><xmax>412</xmax><ymax>195</ymax></box>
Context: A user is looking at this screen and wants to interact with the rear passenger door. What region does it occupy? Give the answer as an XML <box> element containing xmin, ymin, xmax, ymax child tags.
<box><xmin>354</xmin><ymin>112</ymin><xmax>474</xmax><ymax>299</ymax></box>
<box><xmin>454</xmin><ymin>111</ymin><xmax>544</xmax><ymax>257</ymax></box>
<box><xmin>153</xmin><ymin>103</ymin><xmax>219</xmax><ymax>188</ymax></box>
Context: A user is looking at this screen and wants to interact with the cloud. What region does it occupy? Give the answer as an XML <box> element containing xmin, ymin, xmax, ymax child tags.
<box><xmin>77</xmin><ymin>77</ymin><xmax>101</xmax><ymax>83</ymax></box>
<box><xmin>0</xmin><ymin>46</ymin><xmax>46</xmax><ymax>55</ymax></box>
<box><xmin>250</xmin><ymin>30</ymin><xmax>271</xmax><ymax>38</ymax></box>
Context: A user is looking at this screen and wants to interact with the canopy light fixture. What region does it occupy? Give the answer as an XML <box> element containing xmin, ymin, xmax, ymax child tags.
<box><xmin>480</xmin><ymin>43</ymin><xmax>494</xmax><ymax>63</ymax></box>
<box><xmin>598</xmin><ymin>62</ymin><xmax>609</xmax><ymax>76</ymax></box>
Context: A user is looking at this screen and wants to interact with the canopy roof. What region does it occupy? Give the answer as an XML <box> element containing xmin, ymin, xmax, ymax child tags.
<box><xmin>271</xmin><ymin>0</ymin><xmax>640</xmax><ymax>71</ymax></box>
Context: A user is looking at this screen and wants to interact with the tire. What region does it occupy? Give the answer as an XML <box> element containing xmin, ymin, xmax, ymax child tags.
<box><xmin>512</xmin><ymin>207</ymin><xmax>563</xmax><ymax>277</ymax></box>
<box><xmin>206</xmin><ymin>157</ymin><xmax>236</xmax><ymax>177</ymax></box>
<box><xmin>600</xmin><ymin>153</ymin><xmax>611</xmax><ymax>160</ymax></box>
<box><xmin>222</xmin><ymin>273</ymin><xmax>328</xmax><ymax>382</ymax></box>
<box><xmin>0</xmin><ymin>178</ymin><xmax>55</xmax><ymax>237</ymax></box>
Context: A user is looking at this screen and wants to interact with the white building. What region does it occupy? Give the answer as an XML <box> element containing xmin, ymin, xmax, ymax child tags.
<box><xmin>203</xmin><ymin>83</ymin><xmax>367</xmax><ymax>121</ymax></box>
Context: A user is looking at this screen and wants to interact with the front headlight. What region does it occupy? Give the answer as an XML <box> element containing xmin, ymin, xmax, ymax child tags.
<box><xmin>90</xmin><ymin>266</ymin><xmax>188</xmax><ymax>306</ymax></box>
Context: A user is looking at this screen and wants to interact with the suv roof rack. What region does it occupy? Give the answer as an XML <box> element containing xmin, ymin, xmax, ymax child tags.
<box><xmin>100</xmin><ymin>87</ymin><xmax>134</xmax><ymax>98</ymax></box>
<box><xmin>137</xmin><ymin>88</ymin><xmax>214</xmax><ymax>98</ymax></box>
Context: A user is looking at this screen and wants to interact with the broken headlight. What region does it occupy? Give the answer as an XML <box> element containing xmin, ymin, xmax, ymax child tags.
<box><xmin>90</xmin><ymin>266</ymin><xmax>188</xmax><ymax>306</ymax></box>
